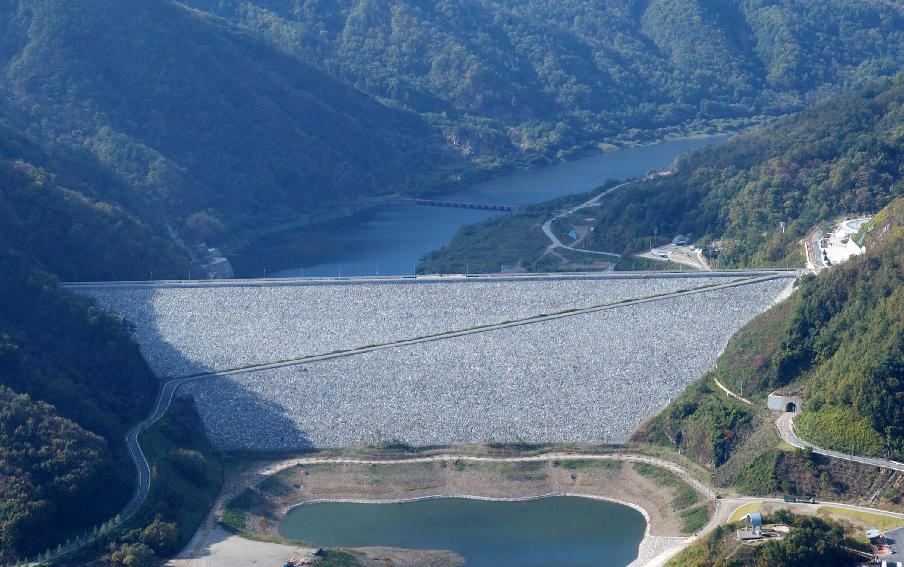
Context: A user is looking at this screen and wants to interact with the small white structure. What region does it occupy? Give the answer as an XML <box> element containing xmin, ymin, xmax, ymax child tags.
<box><xmin>768</xmin><ymin>391</ymin><xmax>802</xmax><ymax>412</ymax></box>
<box><xmin>820</xmin><ymin>216</ymin><xmax>871</xmax><ymax>266</ymax></box>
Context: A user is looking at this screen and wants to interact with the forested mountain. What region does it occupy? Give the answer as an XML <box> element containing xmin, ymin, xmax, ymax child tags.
<box><xmin>1</xmin><ymin>0</ymin><xmax>903</xmax><ymax>240</ymax></box>
<box><xmin>0</xmin><ymin>121</ymin><xmax>187</xmax><ymax>560</ymax></box>
<box><xmin>580</xmin><ymin>74</ymin><xmax>904</xmax><ymax>266</ymax></box>
<box><xmin>184</xmin><ymin>0</ymin><xmax>904</xmax><ymax>158</ymax></box>
<box><xmin>0</xmin><ymin>0</ymin><xmax>454</xmax><ymax>232</ymax></box>
<box><xmin>635</xmin><ymin>193</ymin><xmax>904</xmax><ymax>517</ymax></box>
<box><xmin>423</xmin><ymin>74</ymin><xmax>904</xmax><ymax>272</ymax></box>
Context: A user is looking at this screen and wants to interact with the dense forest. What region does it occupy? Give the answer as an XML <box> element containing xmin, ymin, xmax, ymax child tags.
<box><xmin>1</xmin><ymin>0</ymin><xmax>903</xmax><ymax>243</ymax></box>
<box><xmin>185</xmin><ymin>0</ymin><xmax>904</xmax><ymax>158</ymax></box>
<box><xmin>0</xmin><ymin>122</ymin><xmax>190</xmax><ymax>560</ymax></box>
<box><xmin>0</xmin><ymin>0</ymin><xmax>454</xmax><ymax>235</ymax></box>
<box><xmin>423</xmin><ymin>74</ymin><xmax>904</xmax><ymax>272</ymax></box>
<box><xmin>579</xmin><ymin>75</ymin><xmax>904</xmax><ymax>266</ymax></box>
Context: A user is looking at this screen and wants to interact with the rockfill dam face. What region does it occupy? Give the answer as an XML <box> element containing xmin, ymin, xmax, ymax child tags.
<box><xmin>70</xmin><ymin>272</ymin><xmax>794</xmax><ymax>449</ymax></box>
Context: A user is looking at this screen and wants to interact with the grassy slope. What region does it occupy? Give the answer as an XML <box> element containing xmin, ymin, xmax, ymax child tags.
<box><xmin>634</xmin><ymin>463</ymin><xmax>709</xmax><ymax>533</ymax></box>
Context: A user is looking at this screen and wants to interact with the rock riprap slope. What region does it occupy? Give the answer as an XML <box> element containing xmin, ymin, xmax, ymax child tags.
<box><xmin>169</xmin><ymin>277</ymin><xmax>789</xmax><ymax>449</ymax></box>
<box><xmin>76</xmin><ymin>274</ymin><xmax>749</xmax><ymax>377</ymax></box>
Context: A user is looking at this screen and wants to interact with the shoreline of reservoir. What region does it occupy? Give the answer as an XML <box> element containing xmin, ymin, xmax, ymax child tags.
<box><xmin>231</xmin><ymin>134</ymin><xmax>731</xmax><ymax>278</ymax></box>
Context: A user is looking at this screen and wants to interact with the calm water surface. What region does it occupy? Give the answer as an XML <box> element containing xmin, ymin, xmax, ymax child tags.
<box><xmin>234</xmin><ymin>136</ymin><xmax>727</xmax><ymax>277</ymax></box>
<box><xmin>280</xmin><ymin>497</ymin><xmax>646</xmax><ymax>567</ymax></box>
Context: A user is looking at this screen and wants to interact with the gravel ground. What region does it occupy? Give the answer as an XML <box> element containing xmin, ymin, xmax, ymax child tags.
<box><xmin>78</xmin><ymin>275</ymin><xmax>747</xmax><ymax>377</ymax></box>
<box><xmin>180</xmin><ymin>278</ymin><xmax>788</xmax><ymax>450</ymax></box>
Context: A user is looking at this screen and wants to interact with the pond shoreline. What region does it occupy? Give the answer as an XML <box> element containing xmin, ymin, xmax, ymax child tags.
<box><xmin>284</xmin><ymin>493</ymin><xmax>675</xmax><ymax>567</ymax></box>
<box><xmin>218</xmin><ymin>453</ymin><xmax>714</xmax><ymax>566</ymax></box>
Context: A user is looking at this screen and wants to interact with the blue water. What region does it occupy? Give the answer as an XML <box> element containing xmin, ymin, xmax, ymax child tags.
<box><xmin>233</xmin><ymin>136</ymin><xmax>727</xmax><ymax>277</ymax></box>
<box><xmin>280</xmin><ymin>496</ymin><xmax>646</xmax><ymax>566</ymax></box>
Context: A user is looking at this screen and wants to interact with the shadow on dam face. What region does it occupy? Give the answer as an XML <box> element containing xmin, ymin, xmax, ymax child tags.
<box><xmin>107</xmin><ymin>286</ymin><xmax>314</xmax><ymax>452</ymax></box>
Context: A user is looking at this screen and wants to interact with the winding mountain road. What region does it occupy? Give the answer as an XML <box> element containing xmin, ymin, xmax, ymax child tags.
<box><xmin>541</xmin><ymin>180</ymin><xmax>633</xmax><ymax>257</ymax></box>
<box><xmin>776</xmin><ymin>413</ymin><xmax>904</xmax><ymax>472</ymax></box>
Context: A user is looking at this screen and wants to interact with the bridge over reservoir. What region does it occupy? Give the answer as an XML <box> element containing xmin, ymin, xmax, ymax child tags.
<box><xmin>67</xmin><ymin>270</ymin><xmax>796</xmax><ymax>451</ymax></box>
<box><xmin>405</xmin><ymin>198</ymin><xmax>514</xmax><ymax>211</ymax></box>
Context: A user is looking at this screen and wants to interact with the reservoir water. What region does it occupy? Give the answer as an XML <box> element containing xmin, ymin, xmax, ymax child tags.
<box><xmin>280</xmin><ymin>496</ymin><xmax>646</xmax><ymax>566</ymax></box>
<box><xmin>233</xmin><ymin>136</ymin><xmax>727</xmax><ymax>278</ymax></box>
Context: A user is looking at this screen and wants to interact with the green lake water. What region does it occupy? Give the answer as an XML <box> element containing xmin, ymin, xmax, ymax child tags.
<box><xmin>280</xmin><ymin>496</ymin><xmax>646</xmax><ymax>566</ymax></box>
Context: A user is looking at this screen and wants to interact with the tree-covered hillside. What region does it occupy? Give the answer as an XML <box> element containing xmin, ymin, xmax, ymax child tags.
<box><xmin>0</xmin><ymin>122</ymin><xmax>191</xmax><ymax>560</ymax></box>
<box><xmin>1</xmin><ymin>0</ymin><xmax>903</xmax><ymax>241</ymax></box>
<box><xmin>636</xmin><ymin>194</ymin><xmax>904</xmax><ymax>506</ymax></box>
<box><xmin>185</xmin><ymin>0</ymin><xmax>904</xmax><ymax>157</ymax></box>
<box><xmin>0</xmin><ymin>0</ymin><xmax>454</xmax><ymax>233</ymax></box>
<box><xmin>581</xmin><ymin>75</ymin><xmax>904</xmax><ymax>267</ymax></box>
<box><xmin>422</xmin><ymin>74</ymin><xmax>904</xmax><ymax>272</ymax></box>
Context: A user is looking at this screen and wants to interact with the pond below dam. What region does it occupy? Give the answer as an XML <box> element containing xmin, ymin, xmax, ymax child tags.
<box><xmin>280</xmin><ymin>496</ymin><xmax>646</xmax><ymax>567</ymax></box>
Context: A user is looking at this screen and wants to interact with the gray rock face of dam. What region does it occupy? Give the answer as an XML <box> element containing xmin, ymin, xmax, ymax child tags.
<box><xmin>71</xmin><ymin>273</ymin><xmax>793</xmax><ymax>449</ymax></box>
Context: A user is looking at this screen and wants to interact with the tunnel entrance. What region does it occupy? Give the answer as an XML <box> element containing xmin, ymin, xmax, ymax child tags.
<box><xmin>786</xmin><ymin>402</ymin><xmax>797</xmax><ymax>413</ymax></box>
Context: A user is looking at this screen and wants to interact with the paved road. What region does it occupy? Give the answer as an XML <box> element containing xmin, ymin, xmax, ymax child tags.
<box><xmin>776</xmin><ymin>413</ymin><xmax>904</xmax><ymax>472</ymax></box>
<box><xmin>62</xmin><ymin>269</ymin><xmax>797</xmax><ymax>290</ymax></box>
<box><xmin>804</xmin><ymin>228</ymin><xmax>827</xmax><ymax>273</ymax></box>
<box><xmin>541</xmin><ymin>181</ymin><xmax>633</xmax><ymax>258</ymax></box>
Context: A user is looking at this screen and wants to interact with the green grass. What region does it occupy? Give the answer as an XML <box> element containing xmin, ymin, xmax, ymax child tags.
<box><xmin>796</xmin><ymin>406</ymin><xmax>884</xmax><ymax>457</ymax></box>
<box><xmin>731</xmin><ymin>449</ymin><xmax>781</xmax><ymax>495</ymax></box>
<box><xmin>634</xmin><ymin>463</ymin><xmax>705</xmax><ymax>530</ymax></box>
<box><xmin>634</xmin><ymin>462</ymin><xmax>679</xmax><ymax>484</ymax></box>
<box><xmin>817</xmin><ymin>506</ymin><xmax>904</xmax><ymax>531</ymax></box>
<box><xmin>727</xmin><ymin>502</ymin><xmax>762</xmax><ymax>523</ymax></box>
<box><xmin>560</xmin><ymin>459</ymin><xmax>621</xmax><ymax>471</ymax></box>
<box><xmin>673</xmin><ymin>484</ymin><xmax>702</xmax><ymax>510</ymax></box>
<box><xmin>614</xmin><ymin>255</ymin><xmax>695</xmax><ymax>272</ymax></box>
<box><xmin>220</xmin><ymin>508</ymin><xmax>247</xmax><ymax>534</ymax></box>
<box><xmin>680</xmin><ymin>506</ymin><xmax>710</xmax><ymax>533</ymax></box>
<box><xmin>469</xmin><ymin>461</ymin><xmax>549</xmax><ymax>481</ymax></box>
<box><xmin>221</xmin><ymin>488</ymin><xmax>263</xmax><ymax>534</ymax></box>
<box><xmin>316</xmin><ymin>549</ymin><xmax>365</xmax><ymax>566</ymax></box>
